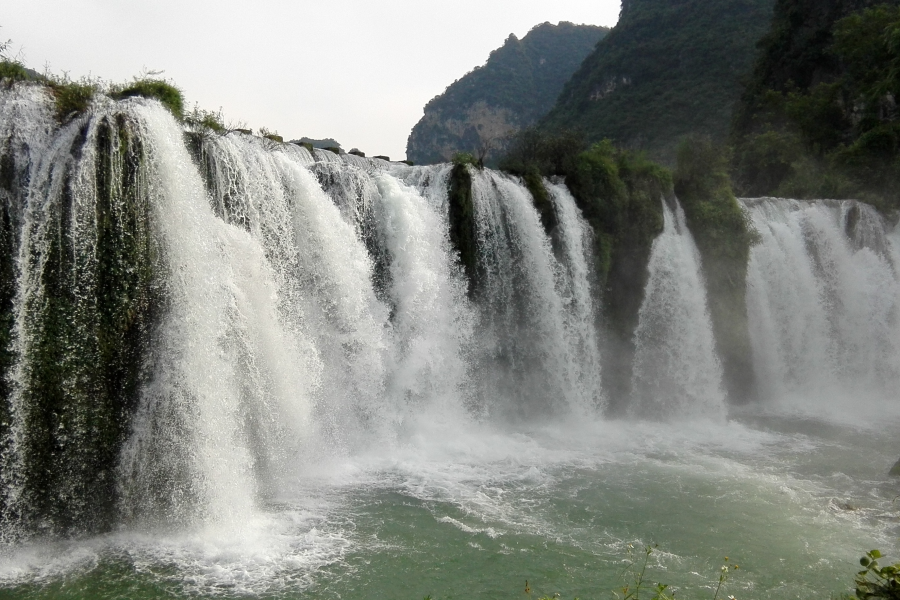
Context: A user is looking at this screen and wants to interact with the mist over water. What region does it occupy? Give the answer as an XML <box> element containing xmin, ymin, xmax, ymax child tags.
<box><xmin>0</xmin><ymin>90</ymin><xmax>898</xmax><ymax>599</ymax></box>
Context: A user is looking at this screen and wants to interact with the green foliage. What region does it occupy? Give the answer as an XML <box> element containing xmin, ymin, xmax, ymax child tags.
<box><xmin>856</xmin><ymin>550</ymin><xmax>900</xmax><ymax>599</ymax></box>
<box><xmin>452</xmin><ymin>151</ymin><xmax>479</xmax><ymax>167</ymax></box>
<box><xmin>111</xmin><ymin>78</ymin><xmax>184</xmax><ymax>120</ymax></box>
<box><xmin>733</xmin><ymin>1</ymin><xmax>900</xmax><ymax>210</ymax></box>
<box><xmin>184</xmin><ymin>104</ymin><xmax>226</xmax><ymax>133</ymax></box>
<box><xmin>0</xmin><ymin>60</ymin><xmax>32</xmax><ymax>84</ymax></box>
<box><xmin>675</xmin><ymin>136</ymin><xmax>757</xmax><ymax>402</ymax></box>
<box><xmin>407</xmin><ymin>22</ymin><xmax>608</xmax><ymax>165</ymax></box>
<box><xmin>50</xmin><ymin>79</ymin><xmax>99</xmax><ymax>122</ymax></box>
<box><xmin>0</xmin><ymin>37</ymin><xmax>35</xmax><ymax>84</ymax></box>
<box><xmin>523</xmin><ymin>170</ymin><xmax>558</xmax><ymax>234</ymax></box>
<box><xmin>500</xmin><ymin>134</ymin><xmax>671</xmax><ymax>409</ymax></box>
<box><xmin>543</xmin><ymin>0</ymin><xmax>776</xmax><ymax>165</ymax></box>
<box><xmin>259</xmin><ymin>127</ymin><xmax>284</xmax><ymax>143</ymax></box>
<box><xmin>500</xmin><ymin>127</ymin><xmax>587</xmax><ymax>176</ymax></box>
<box><xmin>567</xmin><ymin>140</ymin><xmax>669</xmax><ymax>324</ymax></box>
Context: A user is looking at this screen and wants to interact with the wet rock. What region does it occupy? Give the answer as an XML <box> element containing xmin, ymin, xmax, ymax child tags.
<box><xmin>890</xmin><ymin>458</ymin><xmax>900</xmax><ymax>477</ymax></box>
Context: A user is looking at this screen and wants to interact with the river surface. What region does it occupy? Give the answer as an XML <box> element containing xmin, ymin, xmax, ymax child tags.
<box><xmin>0</xmin><ymin>402</ymin><xmax>897</xmax><ymax>600</ymax></box>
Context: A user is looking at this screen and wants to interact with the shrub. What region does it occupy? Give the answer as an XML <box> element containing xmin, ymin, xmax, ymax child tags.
<box><xmin>447</xmin><ymin>161</ymin><xmax>478</xmax><ymax>297</ymax></box>
<box><xmin>452</xmin><ymin>151</ymin><xmax>478</xmax><ymax>167</ymax></box>
<box><xmin>856</xmin><ymin>550</ymin><xmax>900</xmax><ymax>600</ymax></box>
<box><xmin>50</xmin><ymin>80</ymin><xmax>99</xmax><ymax>122</ymax></box>
<box><xmin>0</xmin><ymin>60</ymin><xmax>32</xmax><ymax>84</ymax></box>
<box><xmin>184</xmin><ymin>105</ymin><xmax>226</xmax><ymax>133</ymax></box>
<box><xmin>259</xmin><ymin>127</ymin><xmax>283</xmax><ymax>143</ymax></box>
<box><xmin>111</xmin><ymin>78</ymin><xmax>184</xmax><ymax>120</ymax></box>
<box><xmin>500</xmin><ymin>127</ymin><xmax>587</xmax><ymax>177</ymax></box>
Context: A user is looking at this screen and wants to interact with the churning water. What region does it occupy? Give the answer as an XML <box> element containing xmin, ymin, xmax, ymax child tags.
<box><xmin>0</xmin><ymin>88</ymin><xmax>898</xmax><ymax>599</ymax></box>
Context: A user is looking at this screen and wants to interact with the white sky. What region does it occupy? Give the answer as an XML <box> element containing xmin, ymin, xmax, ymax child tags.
<box><xmin>4</xmin><ymin>1</ymin><xmax>621</xmax><ymax>160</ymax></box>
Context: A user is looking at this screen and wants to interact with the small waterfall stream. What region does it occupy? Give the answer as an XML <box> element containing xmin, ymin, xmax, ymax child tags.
<box><xmin>631</xmin><ymin>199</ymin><xmax>725</xmax><ymax>419</ymax></box>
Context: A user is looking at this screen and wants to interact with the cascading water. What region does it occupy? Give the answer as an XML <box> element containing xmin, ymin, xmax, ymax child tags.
<box><xmin>631</xmin><ymin>198</ymin><xmax>725</xmax><ymax>418</ymax></box>
<box><xmin>1</xmin><ymin>85</ymin><xmax>899</xmax><ymax>600</ymax></box>
<box><xmin>0</xmin><ymin>87</ymin><xmax>609</xmax><ymax>536</ymax></box>
<box><xmin>743</xmin><ymin>198</ymin><xmax>900</xmax><ymax>407</ymax></box>
<box><xmin>467</xmin><ymin>169</ymin><xmax>602</xmax><ymax>418</ymax></box>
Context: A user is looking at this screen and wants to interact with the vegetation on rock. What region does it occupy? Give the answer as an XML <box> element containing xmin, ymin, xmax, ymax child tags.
<box><xmin>111</xmin><ymin>78</ymin><xmax>184</xmax><ymax>120</ymax></box>
<box><xmin>14</xmin><ymin>115</ymin><xmax>159</xmax><ymax>535</ymax></box>
<box><xmin>447</xmin><ymin>155</ymin><xmax>478</xmax><ymax>297</ymax></box>
<box><xmin>542</xmin><ymin>0</ymin><xmax>775</xmax><ymax>165</ymax></box>
<box><xmin>500</xmin><ymin>130</ymin><xmax>672</xmax><ymax>407</ymax></box>
<box><xmin>674</xmin><ymin>136</ymin><xmax>758</xmax><ymax>403</ymax></box>
<box><xmin>732</xmin><ymin>0</ymin><xmax>900</xmax><ymax>211</ymax></box>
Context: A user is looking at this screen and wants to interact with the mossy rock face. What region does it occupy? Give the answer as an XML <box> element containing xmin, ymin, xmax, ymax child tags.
<box><xmin>521</xmin><ymin>171</ymin><xmax>558</xmax><ymax>237</ymax></box>
<box><xmin>447</xmin><ymin>163</ymin><xmax>478</xmax><ymax>297</ymax></box>
<box><xmin>324</xmin><ymin>146</ymin><xmax>342</xmax><ymax>155</ymax></box>
<box><xmin>373</xmin><ymin>155</ymin><xmax>390</xmax><ymax>161</ymax></box>
<box><xmin>0</xmin><ymin>138</ymin><xmax>26</xmax><ymax>524</ymax></box>
<box><xmin>565</xmin><ymin>140</ymin><xmax>669</xmax><ymax>409</ymax></box>
<box><xmin>15</xmin><ymin>113</ymin><xmax>160</xmax><ymax>535</ymax></box>
<box><xmin>263</xmin><ymin>134</ymin><xmax>283</xmax><ymax>143</ymax></box>
<box><xmin>674</xmin><ymin>136</ymin><xmax>757</xmax><ymax>403</ymax></box>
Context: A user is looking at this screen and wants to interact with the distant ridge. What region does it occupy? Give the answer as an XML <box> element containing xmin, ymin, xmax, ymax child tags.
<box><xmin>406</xmin><ymin>21</ymin><xmax>608</xmax><ymax>165</ymax></box>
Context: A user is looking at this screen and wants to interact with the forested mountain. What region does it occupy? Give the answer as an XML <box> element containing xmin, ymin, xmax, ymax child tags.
<box><xmin>731</xmin><ymin>0</ymin><xmax>900</xmax><ymax>207</ymax></box>
<box><xmin>540</xmin><ymin>0</ymin><xmax>775</xmax><ymax>165</ymax></box>
<box><xmin>405</xmin><ymin>22</ymin><xmax>607</xmax><ymax>165</ymax></box>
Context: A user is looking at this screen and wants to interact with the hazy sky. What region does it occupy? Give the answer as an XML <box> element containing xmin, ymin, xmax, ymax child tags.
<box><xmin>4</xmin><ymin>1</ymin><xmax>621</xmax><ymax>160</ymax></box>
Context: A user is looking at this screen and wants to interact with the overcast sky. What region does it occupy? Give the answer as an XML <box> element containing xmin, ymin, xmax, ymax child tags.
<box><xmin>4</xmin><ymin>1</ymin><xmax>621</xmax><ymax>160</ymax></box>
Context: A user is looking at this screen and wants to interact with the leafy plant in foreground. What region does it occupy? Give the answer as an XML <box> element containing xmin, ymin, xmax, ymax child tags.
<box><xmin>856</xmin><ymin>550</ymin><xmax>900</xmax><ymax>599</ymax></box>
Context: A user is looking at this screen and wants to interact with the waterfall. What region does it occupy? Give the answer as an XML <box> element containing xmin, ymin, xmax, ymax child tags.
<box><xmin>631</xmin><ymin>199</ymin><xmax>725</xmax><ymax>419</ymax></box>
<box><xmin>10</xmin><ymin>83</ymin><xmax>900</xmax><ymax>541</ymax></box>
<box><xmin>743</xmin><ymin>198</ymin><xmax>900</xmax><ymax>404</ymax></box>
<box><xmin>467</xmin><ymin>169</ymin><xmax>602</xmax><ymax>418</ymax></box>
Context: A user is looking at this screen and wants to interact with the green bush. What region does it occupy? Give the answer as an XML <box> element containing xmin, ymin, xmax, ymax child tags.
<box><xmin>732</xmin><ymin>4</ymin><xmax>900</xmax><ymax>211</ymax></box>
<box><xmin>500</xmin><ymin>127</ymin><xmax>587</xmax><ymax>177</ymax></box>
<box><xmin>50</xmin><ymin>80</ymin><xmax>99</xmax><ymax>122</ymax></box>
<box><xmin>452</xmin><ymin>151</ymin><xmax>478</xmax><ymax>167</ymax></box>
<box><xmin>0</xmin><ymin>60</ymin><xmax>32</xmax><ymax>84</ymax></box>
<box><xmin>856</xmin><ymin>550</ymin><xmax>900</xmax><ymax>600</ymax></box>
<box><xmin>111</xmin><ymin>78</ymin><xmax>184</xmax><ymax>120</ymax></box>
<box><xmin>184</xmin><ymin>105</ymin><xmax>226</xmax><ymax>133</ymax></box>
